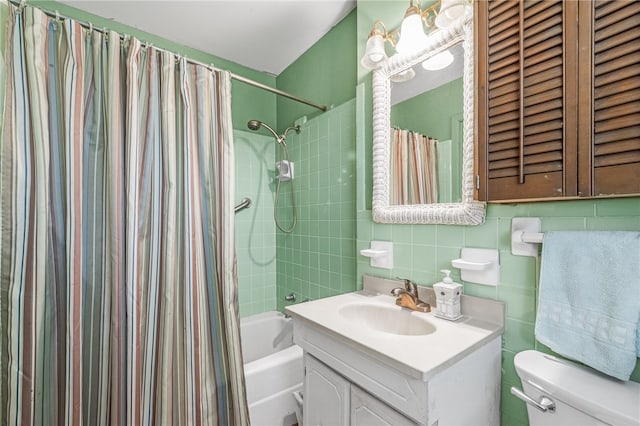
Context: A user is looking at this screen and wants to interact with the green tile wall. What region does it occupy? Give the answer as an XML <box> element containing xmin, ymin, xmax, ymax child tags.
<box><xmin>234</xmin><ymin>130</ymin><xmax>277</xmax><ymax>317</ymax></box>
<box><xmin>276</xmin><ymin>100</ymin><xmax>358</xmax><ymax>311</ymax></box>
<box><xmin>356</xmin><ymin>199</ymin><xmax>640</xmax><ymax>425</ymax></box>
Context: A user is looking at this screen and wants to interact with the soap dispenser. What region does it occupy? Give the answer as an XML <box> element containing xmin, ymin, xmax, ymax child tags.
<box><xmin>433</xmin><ymin>269</ymin><xmax>463</xmax><ymax>320</ymax></box>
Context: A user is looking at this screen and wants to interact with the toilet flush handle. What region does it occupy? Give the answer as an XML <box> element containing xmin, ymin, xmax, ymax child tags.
<box><xmin>510</xmin><ymin>387</ymin><xmax>556</xmax><ymax>413</ymax></box>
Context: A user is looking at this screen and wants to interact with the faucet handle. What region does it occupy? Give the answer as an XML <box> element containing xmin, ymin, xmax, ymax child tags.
<box><xmin>396</xmin><ymin>277</ymin><xmax>418</xmax><ymax>294</ymax></box>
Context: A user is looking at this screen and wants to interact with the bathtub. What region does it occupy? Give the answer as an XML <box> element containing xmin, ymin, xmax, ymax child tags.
<box><xmin>241</xmin><ymin>311</ymin><xmax>303</xmax><ymax>426</ymax></box>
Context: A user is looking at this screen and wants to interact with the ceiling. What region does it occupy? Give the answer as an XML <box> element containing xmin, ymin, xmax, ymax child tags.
<box><xmin>61</xmin><ymin>0</ymin><xmax>356</xmax><ymax>76</ymax></box>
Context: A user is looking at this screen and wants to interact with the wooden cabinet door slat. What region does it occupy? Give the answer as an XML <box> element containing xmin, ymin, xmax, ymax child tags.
<box><xmin>478</xmin><ymin>0</ymin><xmax>639</xmax><ymax>201</ymax></box>
<box><xmin>592</xmin><ymin>0</ymin><xmax>640</xmax><ymax>196</ymax></box>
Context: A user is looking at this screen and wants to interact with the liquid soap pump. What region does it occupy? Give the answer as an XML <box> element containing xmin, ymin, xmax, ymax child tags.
<box><xmin>433</xmin><ymin>269</ymin><xmax>463</xmax><ymax>320</ymax></box>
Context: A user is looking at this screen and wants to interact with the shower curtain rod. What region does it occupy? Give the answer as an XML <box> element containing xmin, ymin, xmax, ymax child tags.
<box><xmin>230</xmin><ymin>73</ymin><xmax>327</xmax><ymax>112</ymax></box>
<box><xmin>8</xmin><ymin>0</ymin><xmax>328</xmax><ymax>113</ymax></box>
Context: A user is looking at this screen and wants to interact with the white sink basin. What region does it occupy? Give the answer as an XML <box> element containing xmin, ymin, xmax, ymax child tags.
<box><xmin>286</xmin><ymin>291</ymin><xmax>504</xmax><ymax>380</ymax></box>
<box><xmin>339</xmin><ymin>303</ymin><xmax>436</xmax><ymax>336</ymax></box>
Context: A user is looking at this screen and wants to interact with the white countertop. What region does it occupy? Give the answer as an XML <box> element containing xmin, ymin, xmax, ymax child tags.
<box><xmin>285</xmin><ymin>290</ymin><xmax>504</xmax><ymax>380</ymax></box>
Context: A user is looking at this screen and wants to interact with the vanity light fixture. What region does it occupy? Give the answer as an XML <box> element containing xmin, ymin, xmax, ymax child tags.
<box><xmin>422</xmin><ymin>49</ymin><xmax>454</xmax><ymax>71</ymax></box>
<box><xmin>395</xmin><ymin>2</ymin><xmax>429</xmax><ymax>54</ymax></box>
<box><xmin>360</xmin><ymin>21</ymin><xmax>393</xmax><ymax>69</ymax></box>
<box><xmin>361</xmin><ymin>0</ymin><xmax>471</xmax><ymax>71</ymax></box>
<box><xmin>434</xmin><ymin>0</ymin><xmax>470</xmax><ymax>29</ymax></box>
<box><xmin>390</xmin><ymin>64</ymin><xmax>416</xmax><ymax>83</ymax></box>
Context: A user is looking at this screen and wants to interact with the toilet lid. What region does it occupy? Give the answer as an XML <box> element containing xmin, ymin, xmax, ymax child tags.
<box><xmin>514</xmin><ymin>350</ymin><xmax>640</xmax><ymax>426</ymax></box>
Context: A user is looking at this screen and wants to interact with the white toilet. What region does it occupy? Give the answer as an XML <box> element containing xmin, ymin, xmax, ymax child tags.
<box><xmin>513</xmin><ymin>350</ymin><xmax>640</xmax><ymax>425</ymax></box>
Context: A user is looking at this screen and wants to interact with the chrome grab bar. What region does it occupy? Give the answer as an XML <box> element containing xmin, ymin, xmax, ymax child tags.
<box><xmin>234</xmin><ymin>197</ymin><xmax>252</xmax><ymax>213</ymax></box>
<box><xmin>510</xmin><ymin>387</ymin><xmax>556</xmax><ymax>413</ymax></box>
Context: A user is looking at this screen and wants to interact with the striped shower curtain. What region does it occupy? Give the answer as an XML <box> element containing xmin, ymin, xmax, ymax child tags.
<box><xmin>390</xmin><ymin>128</ymin><xmax>438</xmax><ymax>205</ymax></box>
<box><xmin>0</xmin><ymin>4</ymin><xmax>248</xmax><ymax>425</ymax></box>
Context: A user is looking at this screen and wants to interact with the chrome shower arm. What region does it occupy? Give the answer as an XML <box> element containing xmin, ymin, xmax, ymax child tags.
<box><xmin>282</xmin><ymin>125</ymin><xmax>301</xmax><ymax>138</ymax></box>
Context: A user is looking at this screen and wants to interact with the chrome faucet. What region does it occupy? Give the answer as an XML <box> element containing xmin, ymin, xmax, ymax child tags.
<box><xmin>391</xmin><ymin>277</ymin><xmax>431</xmax><ymax>313</ymax></box>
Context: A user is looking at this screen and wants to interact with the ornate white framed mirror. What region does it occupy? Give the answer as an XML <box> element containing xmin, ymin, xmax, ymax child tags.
<box><xmin>371</xmin><ymin>13</ymin><xmax>485</xmax><ymax>225</ymax></box>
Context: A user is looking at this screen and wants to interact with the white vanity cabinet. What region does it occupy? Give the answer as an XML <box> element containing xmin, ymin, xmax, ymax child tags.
<box><xmin>350</xmin><ymin>384</ymin><xmax>417</xmax><ymax>426</ymax></box>
<box><xmin>304</xmin><ymin>354</ymin><xmax>350</xmax><ymax>425</ymax></box>
<box><xmin>301</xmin><ymin>337</ymin><xmax>501</xmax><ymax>426</ymax></box>
<box><xmin>305</xmin><ymin>353</ymin><xmax>417</xmax><ymax>426</ymax></box>
<box><xmin>286</xmin><ymin>277</ymin><xmax>505</xmax><ymax>426</ymax></box>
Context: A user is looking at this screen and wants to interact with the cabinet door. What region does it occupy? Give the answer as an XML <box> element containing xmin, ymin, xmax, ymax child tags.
<box><xmin>350</xmin><ymin>386</ymin><xmax>417</xmax><ymax>426</ymax></box>
<box><xmin>304</xmin><ymin>354</ymin><xmax>350</xmax><ymax>426</ymax></box>
<box><xmin>478</xmin><ymin>0</ymin><xmax>640</xmax><ymax>202</ymax></box>
<box><xmin>477</xmin><ymin>0</ymin><xmax>578</xmax><ymax>201</ymax></box>
<box><xmin>588</xmin><ymin>0</ymin><xmax>640</xmax><ymax>196</ymax></box>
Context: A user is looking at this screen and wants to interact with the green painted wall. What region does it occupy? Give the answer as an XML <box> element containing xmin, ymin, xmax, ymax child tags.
<box><xmin>356</xmin><ymin>3</ymin><xmax>640</xmax><ymax>426</ymax></box>
<box><xmin>29</xmin><ymin>1</ymin><xmax>277</xmax><ymax>130</ymax></box>
<box><xmin>276</xmin><ymin>9</ymin><xmax>357</xmax><ymax>133</ymax></box>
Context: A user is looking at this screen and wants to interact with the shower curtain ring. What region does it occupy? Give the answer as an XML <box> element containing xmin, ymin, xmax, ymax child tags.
<box><xmin>17</xmin><ymin>0</ymin><xmax>25</xmax><ymax>12</ymax></box>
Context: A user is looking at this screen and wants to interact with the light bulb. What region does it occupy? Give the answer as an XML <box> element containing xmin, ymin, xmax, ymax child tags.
<box><xmin>435</xmin><ymin>0</ymin><xmax>470</xmax><ymax>29</ymax></box>
<box><xmin>422</xmin><ymin>50</ymin><xmax>454</xmax><ymax>71</ymax></box>
<box><xmin>390</xmin><ymin>66</ymin><xmax>416</xmax><ymax>83</ymax></box>
<box><xmin>396</xmin><ymin>13</ymin><xmax>428</xmax><ymax>54</ymax></box>
<box><xmin>361</xmin><ymin>33</ymin><xmax>388</xmax><ymax>69</ymax></box>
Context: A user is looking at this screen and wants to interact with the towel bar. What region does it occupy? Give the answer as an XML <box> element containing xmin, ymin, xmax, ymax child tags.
<box><xmin>519</xmin><ymin>231</ymin><xmax>544</xmax><ymax>244</ymax></box>
<box><xmin>512</xmin><ymin>218</ymin><xmax>543</xmax><ymax>257</ymax></box>
<box><xmin>234</xmin><ymin>197</ymin><xmax>252</xmax><ymax>213</ymax></box>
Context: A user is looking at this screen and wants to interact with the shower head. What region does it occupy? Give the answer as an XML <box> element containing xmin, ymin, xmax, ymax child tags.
<box><xmin>247</xmin><ymin>119</ymin><xmax>261</xmax><ymax>131</ymax></box>
<box><xmin>247</xmin><ymin>119</ymin><xmax>281</xmax><ymax>142</ymax></box>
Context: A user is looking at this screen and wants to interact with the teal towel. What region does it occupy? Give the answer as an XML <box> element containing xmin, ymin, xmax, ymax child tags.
<box><xmin>535</xmin><ymin>231</ymin><xmax>640</xmax><ymax>381</ymax></box>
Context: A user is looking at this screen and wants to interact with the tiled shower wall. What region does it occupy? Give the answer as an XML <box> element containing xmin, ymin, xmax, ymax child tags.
<box><xmin>234</xmin><ymin>130</ymin><xmax>277</xmax><ymax>317</ymax></box>
<box><xmin>276</xmin><ymin>100</ymin><xmax>358</xmax><ymax>311</ymax></box>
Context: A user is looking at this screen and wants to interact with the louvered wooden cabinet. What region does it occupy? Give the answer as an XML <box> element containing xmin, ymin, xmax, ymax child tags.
<box><xmin>476</xmin><ymin>0</ymin><xmax>640</xmax><ymax>202</ymax></box>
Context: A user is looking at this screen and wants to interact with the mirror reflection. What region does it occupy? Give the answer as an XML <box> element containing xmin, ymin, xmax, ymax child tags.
<box><xmin>370</xmin><ymin>12</ymin><xmax>485</xmax><ymax>225</ymax></box>
<box><xmin>389</xmin><ymin>43</ymin><xmax>464</xmax><ymax>205</ymax></box>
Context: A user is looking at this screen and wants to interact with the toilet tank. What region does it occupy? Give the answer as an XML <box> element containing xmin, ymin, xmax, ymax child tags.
<box><xmin>513</xmin><ymin>350</ymin><xmax>640</xmax><ymax>426</ymax></box>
